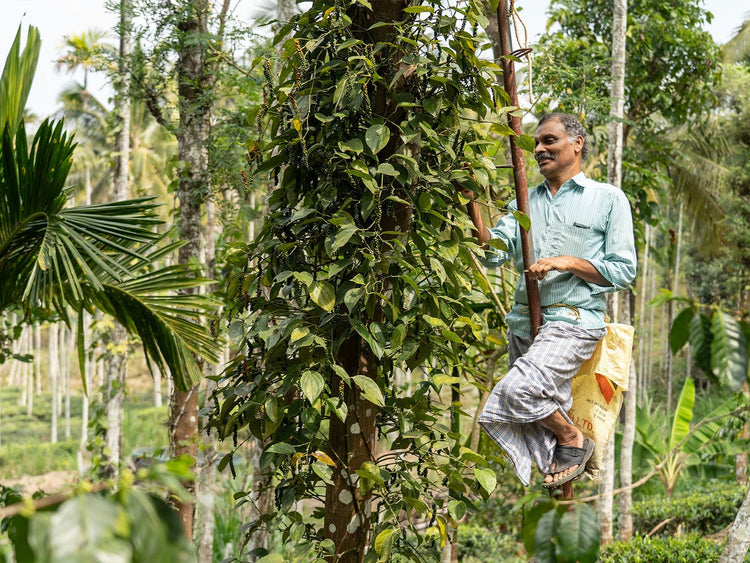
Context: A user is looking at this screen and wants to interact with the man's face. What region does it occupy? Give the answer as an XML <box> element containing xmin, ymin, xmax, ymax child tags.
<box><xmin>533</xmin><ymin>119</ymin><xmax>583</xmax><ymax>182</ymax></box>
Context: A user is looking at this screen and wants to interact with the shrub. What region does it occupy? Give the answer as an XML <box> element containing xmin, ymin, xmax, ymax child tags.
<box><xmin>600</xmin><ymin>534</ymin><xmax>750</xmax><ymax>563</ymax></box>
<box><xmin>457</xmin><ymin>525</ymin><xmax>525</xmax><ymax>563</ymax></box>
<box><xmin>632</xmin><ymin>482</ymin><xmax>746</xmax><ymax>536</ymax></box>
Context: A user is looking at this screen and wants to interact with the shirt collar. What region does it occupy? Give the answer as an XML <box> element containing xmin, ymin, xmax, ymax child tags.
<box><xmin>540</xmin><ymin>171</ymin><xmax>587</xmax><ymax>195</ymax></box>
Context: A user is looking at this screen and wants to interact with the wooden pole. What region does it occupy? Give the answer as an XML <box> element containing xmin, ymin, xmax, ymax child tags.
<box><xmin>497</xmin><ymin>0</ymin><xmax>542</xmax><ymax>337</ymax></box>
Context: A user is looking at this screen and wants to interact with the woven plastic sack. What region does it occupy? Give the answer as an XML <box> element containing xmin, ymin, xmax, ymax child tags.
<box><xmin>567</xmin><ymin>323</ymin><xmax>634</xmax><ymax>480</ymax></box>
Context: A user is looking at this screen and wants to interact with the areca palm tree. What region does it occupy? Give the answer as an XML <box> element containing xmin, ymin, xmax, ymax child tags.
<box><xmin>1</xmin><ymin>25</ymin><xmax>218</xmax><ymax>390</ymax></box>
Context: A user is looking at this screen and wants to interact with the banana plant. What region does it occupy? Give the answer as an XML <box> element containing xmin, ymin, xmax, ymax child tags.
<box><xmin>653</xmin><ymin>289</ymin><xmax>749</xmax><ymax>391</ymax></box>
<box><xmin>636</xmin><ymin>377</ymin><xmax>742</xmax><ymax>496</ymax></box>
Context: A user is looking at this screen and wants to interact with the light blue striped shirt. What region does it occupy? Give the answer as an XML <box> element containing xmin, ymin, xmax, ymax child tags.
<box><xmin>484</xmin><ymin>172</ymin><xmax>637</xmax><ymax>337</ymax></box>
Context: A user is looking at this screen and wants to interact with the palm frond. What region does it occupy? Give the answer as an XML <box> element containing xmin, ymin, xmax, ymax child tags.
<box><xmin>0</xmin><ymin>25</ymin><xmax>40</xmax><ymax>138</ymax></box>
<box><xmin>722</xmin><ymin>16</ymin><xmax>750</xmax><ymax>63</ymax></box>
<box><xmin>667</xmin><ymin>117</ymin><xmax>729</xmax><ymax>248</ymax></box>
<box><xmin>93</xmin><ymin>267</ymin><xmax>220</xmax><ymax>390</ymax></box>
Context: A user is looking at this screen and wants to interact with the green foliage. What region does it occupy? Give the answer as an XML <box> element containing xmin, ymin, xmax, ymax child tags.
<box><xmin>2</xmin><ymin>464</ymin><xmax>195</xmax><ymax>562</ymax></box>
<box><xmin>636</xmin><ymin>377</ymin><xmax>743</xmax><ymax>496</ymax></box>
<box><xmin>522</xmin><ymin>501</ymin><xmax>600</xmax><ymax>563</ymax></box>
<box><xmin>211</xmin><ymin>0</ymin><xmax>511</xmax><ymax>557</ymax></box>
<box><xmin>535</xmin><ymin>0</ymin><xmax>720</xmax><ymax>125</ymax></box>
<box><xmin>533</xmin><ymin>0</ymin><xmax>722</xmax><ymax>230</ymax></box>
<box><xmin>0</xmin><ymin>27</ymin><xmax>219</xmax><ymax>387</ymax></box>
<box><xmin>668</xmin><ymin>301</ymin><xmax>749</xmax><ymax>390</ymax></box>
<box><xmin>0</xmin><ymin>25</ymin><xmax>40</xmax><ymax>139</ymax></box>
<box><xmin>599</xmin><ymin>534</ymin><xmax>736</xmax><ymax>563</ymax></box>
<box><xmin>631</xmin><ymin>483</ymin><xmax>748</xmax><ymax>536</ymax></box>
<box><xmin>456</xmin><ymin>525</ymin><xmax>525</xmax><ymax>563</ymax></box>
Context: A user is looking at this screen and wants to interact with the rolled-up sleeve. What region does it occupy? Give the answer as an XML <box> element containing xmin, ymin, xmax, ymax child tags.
<box><xmin>587</xmin><ymin>190</ymin><xmax>637</xmax><ymax>294</ymax></box>
<box><xmin>482</xmin><ymin>212</ymin><xmax>518</xmax><ymax>269</ymax></box>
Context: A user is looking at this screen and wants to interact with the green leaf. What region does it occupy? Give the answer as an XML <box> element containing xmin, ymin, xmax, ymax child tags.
<box><xmin>266</xmin><ymin>442</ymin><xmax>296</xmax><ymax>455</ymax></box>
<box><xmin>690</xmin><ymin>312</ymin><xmax>714</xmax><ymax>379</ymax></box>
<box><xmin>403</xmin><ymin>5</ymin><xmax>434</xmax><ymax>13</ymax></box>
<box><xmin>473</xmin><ymin>467</ymin><xmax>496</xmax><ymax>494</ymax></box>
<box><xmin>515</xmin><ymin>134</ymin><xmax>535</xmax><ymax>152</ymax></box>
<box><xmin>293</xmin><ymin>271</ymin><xmax>314</xmax><ymax>286</ymax></box>
<box><xmin>534</xmin><ymin>508</ymin><xmax>561</xmax><ymax>563</ymax></box>
<box><xmin>365</xmin><ymin>124</ymin><xmax>390</xmax><ymax>154</ymax></box>
<box><xmin>555</xmin><ymin>504</ymin><xmax>600</xmax><ymax>563</ymax></box>
<box><xmin>512</xmin><ymin>210</ymin><xmax>532</xmax><ymax>232</ymax></box>
<box><xmin>301</xmin><ymin>370</ymin><xmax>326</xmax><ymax>403</ymax></box>
<box><xmin>356</xmin><ymin>461</ymin><xmax>386</xmax><ymax>486</ymax></box>
<box><xmin>670</xmin><ymin>306</ymin><xmax>694</xmax><ymax>354</ymax></box>
<box><xmin>344</xmin><ymin>286</ymin><xmax>365</xmax><ymax>313</ymax></box>
<box><xmin>339</xmin><ymin>138</ymin><xmax>364</xmax><ymax>154</ymax></box>
<box><xmin>710</xmin><ymin>310</ymin><xmax>748</xmax><ymax>390</ymax></box>
<box><xmin>669</xmin><ymin>377</ymin><xmax>695</xmax><ymax>451</ymax></box>
<box><xmin>522</xmin><ymin>501</ymin><xmax>556</xmax><ymax>556</ymax></box>
<box><xmin>374</xmin><ymin>528</ymin><xmax>395</xmax><ymax>560</ymax></box>
<box><xmin>41</xmin><ymin>495</ymin><xmax>132</xmax><ymax>561</ymax></box>
<box><xmin>352</xmin><ymin>375</ymin><xmax>385</xmax><ymax>407</ymax></box>
<box><xmin>309</xmin><ymin>281</ymin><xmax>336</xmax><ymax>312</ymax></box>
<box><xmin>447</xmin><ymin>500</ymin><xmax>466</xmax><ymax>521</ymax></box>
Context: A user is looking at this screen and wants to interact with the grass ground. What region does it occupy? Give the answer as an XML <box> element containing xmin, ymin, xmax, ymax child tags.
<box><xmin>0</xmin><ymin>382</ymin><xmax>169</xmax><ymax>483</ymax></box>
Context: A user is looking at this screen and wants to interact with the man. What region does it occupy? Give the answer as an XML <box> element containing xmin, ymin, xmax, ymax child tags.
<box><xmin>462</xmin><ymin>113</ymin><xmax>636</xmax><ymax>493</ymax></box>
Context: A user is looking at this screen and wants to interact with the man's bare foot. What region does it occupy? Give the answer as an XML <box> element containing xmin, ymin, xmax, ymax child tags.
<box><xmin>539</xmin><ymin>410</ymin><xmax>585</xmax><ymax>487</ymax></box>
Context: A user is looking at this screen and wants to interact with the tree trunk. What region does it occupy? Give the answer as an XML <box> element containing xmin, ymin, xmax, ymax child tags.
<box><xmin>719</xmin><ymin>484</ymin><xmax>750</xmax><ymax>563</ymax></box>
<box><xmin>737</xmin><ymin>383</ymin><xmax>749</xmax><ymax>485</ymax></box>
<box><xmin>102</xmin><ymin>0</ymin><xmax>133</xmax><ymax>479</ymax></box>
<box><xmin>637</xmin><ymin>225</ymin><xmax>651</xmax><ymax>402</ymax></box>
<box><xmin>598</xmin><ymin>431</ymin><xmax>616</xmax><ymax>543</ymax></box>
<box><xmin>322</xmin><ymin>4</ymin><xmax>411</xmax><ymax>560</ymax></box>
<box><xmin>169</xmin><ymin>0</ymin><xmax>218</xmax><ymax>538</ymax></box>
<box><xmin>49</xmin><ymin>322</ymin><xmax>59</xmax><ymax>444</ymax></box>
<box><xmin>64</xmin><ymin>324</ymin><xmax>73</xmax><ymax>440</ymax></box>
<box><xmin>197</xmin><ymin>198</ymin><xmax>219</xmax><ymax>562</ymax></box>
<box><xmin>602</xmin><ymin>0</ymin><xmax>627</xmax><ymax>536</ymax></box>
<box><xmin>665</xmin><ymin>202</ymin><xmax>683</xmax><ymax>412</ymax></box>
<box><xmin>245</xmin><ymin>439</ymin><xmax>273</xmax><ymax>560</ymax></box>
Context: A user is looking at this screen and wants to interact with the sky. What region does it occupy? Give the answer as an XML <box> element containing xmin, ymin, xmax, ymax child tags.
<box><xmin>2</xmin><ymin>0</ymin><xmax>748</xmax><ymax>118</ymax></box>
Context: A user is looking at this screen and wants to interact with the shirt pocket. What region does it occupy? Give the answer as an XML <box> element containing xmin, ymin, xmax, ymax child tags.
<box><xmin>559</xmin><ymin>222</ymin><xmax>598</xmax><ymax>258</ymax></box>
<box><xmin>540</xmin><ymin>222</ymin><xmax>591</xmax><ymax>259</ymax></box>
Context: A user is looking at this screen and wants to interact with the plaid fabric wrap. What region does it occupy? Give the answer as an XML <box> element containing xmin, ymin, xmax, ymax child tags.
<box><xmin>479</xmin><ymin>321</ymin><xmax>606</xmax><ymax>486</ymax></box>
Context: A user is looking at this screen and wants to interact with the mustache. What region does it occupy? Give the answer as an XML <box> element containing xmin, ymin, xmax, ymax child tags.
<box><xmin>535</xmin><ymin>151</ymin><xmax>554</xmax><ymax>163</ymax></box>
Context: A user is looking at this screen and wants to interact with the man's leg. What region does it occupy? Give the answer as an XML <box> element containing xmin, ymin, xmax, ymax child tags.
<box><xmin>538</xmin><ymin>410</ymin><xmax>583</xmax><ymax>485</ymax></box>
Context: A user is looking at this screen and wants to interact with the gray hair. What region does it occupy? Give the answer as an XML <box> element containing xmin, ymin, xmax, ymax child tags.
<box><xmin>538</xmin><ymin>113</ymin><xmax>590</xmax><ymax>161</ymax></box>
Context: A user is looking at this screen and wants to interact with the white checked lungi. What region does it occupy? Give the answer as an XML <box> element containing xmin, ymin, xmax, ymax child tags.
<box><xmin>479</xmin><ymin>321</ymin><xmax>606</xmax><ymax>486</ymax></box>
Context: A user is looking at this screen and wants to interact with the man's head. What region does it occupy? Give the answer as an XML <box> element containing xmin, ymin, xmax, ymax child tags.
<box><xmin>534</xmin><ymin>113</ymin><xmax>589</xmax><ymax>188</ymax></box>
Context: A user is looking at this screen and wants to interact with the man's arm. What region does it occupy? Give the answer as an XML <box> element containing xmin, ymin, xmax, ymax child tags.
<box><xmin>526</xmin><ymin>256</ymin><xmax>611</xmax><ymax>286</ymax></box>
<box><xmin>458</xmin><ymin>187</ymin><xmax>491</xmax><ymax>246</ymax></box>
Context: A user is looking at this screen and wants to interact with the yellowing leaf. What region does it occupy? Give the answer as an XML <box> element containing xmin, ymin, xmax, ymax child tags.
<box><xmin>309</xmin><ymin>280</ymin><xmax>336</xmax><ymax>312</ymax></box>
<box><xmin>290</xmin><ymin>327</ymin><xmax>310</xmax><ymax>342</ymax></box>
<box><xmin>311</xmin><ymin>451</ymin><xmax>336</xmax><ymax>466</ymax></box>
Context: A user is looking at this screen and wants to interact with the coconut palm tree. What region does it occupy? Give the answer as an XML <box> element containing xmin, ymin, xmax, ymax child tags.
<box><xmin>1</xmin><ymin>25</ymin><xmax>218</xmax><ymax>390</ymax></box>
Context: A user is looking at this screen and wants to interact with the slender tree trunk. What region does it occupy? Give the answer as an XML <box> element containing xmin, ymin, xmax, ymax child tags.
<box><xmin>197</xmin><ymin>198</ymin><xmax>219</xmax><ymax>562</ymax></box>
<box><xmin>35</xmin><ymin>322</ymin><xmax>42</xmax><ymax>395</ymax></box>
<box><xmin>665</xmin><ymin>203</ymin><xmax>683</xmax><ymax>412</ymax></box>
<box><xmin>638</xmin><ymin>225</ymin><xmax>651</xmax><ymax>403</ymax></box>
<box><xmin>603</xmin><ymin>0</ymin><xmax>627</xmax><ymax>538</ymax></box>
<box><xmin>64</xmin><ymin>324</ymin><xmax>72</xmax><ymax>440</ymax></box>
<box><xmin>598</xmin><ymin>431</ymin><xmax>616</xmax><ymax>543</ymax></box>
<box><xmin>102</xmin><ymin>0</ymin><xmax>133</xmax><ymax>480</ymax></box>
<box><xmin>19</xmin><ymin>328</ymin><xmax>28</xmax><ymax>406</ymax></box>
<box><xmin>719</xmin><ymin>484</ymin><xmax>750</xmax><ymax>563</ymax></box>
<box><xmin>170</xmin><ymin>0</ymin><xmax>230</xmax><ymax>536</ymax></box>
<box><xmin>49</xmin><ymin>323</ymin><xmax>59</xmax><ymax>444</ymax></box>
<box><xmin>737</xmin><ymin>383</ymin><xmax>749</xmax><ymax>485</ymax></box>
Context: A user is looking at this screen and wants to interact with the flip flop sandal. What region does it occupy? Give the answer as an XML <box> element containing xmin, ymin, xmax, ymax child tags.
<box><xmin>542</xmin><ymin>437</ymin><xmax>595</xmax><ymax>489</ymax></box>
